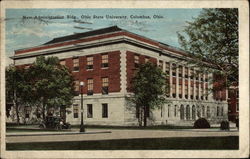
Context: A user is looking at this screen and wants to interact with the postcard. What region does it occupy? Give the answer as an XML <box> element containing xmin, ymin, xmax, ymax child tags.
<box><xmin>0</xmin><ymin>0</ymin><xmax>249</xmax><ymax>158</ymax></box>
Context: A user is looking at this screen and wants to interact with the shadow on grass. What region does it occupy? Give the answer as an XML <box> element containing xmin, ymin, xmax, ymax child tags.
<box><xmin>7</xmin><ymin>136</ymin><xmax>239</xmax><ymax>150</ymax></box>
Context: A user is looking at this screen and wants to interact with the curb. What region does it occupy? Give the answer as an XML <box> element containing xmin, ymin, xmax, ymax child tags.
<box><xmin>6</xmin><ymin>131</ymin><xmax>112</xmax><ymax>137</ymax></box>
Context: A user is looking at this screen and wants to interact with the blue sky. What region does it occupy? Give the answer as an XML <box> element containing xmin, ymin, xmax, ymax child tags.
<box><xmin>5</xmin><ymin>8</ymin><xmax>202</xmax><ymax>65</ymax></box>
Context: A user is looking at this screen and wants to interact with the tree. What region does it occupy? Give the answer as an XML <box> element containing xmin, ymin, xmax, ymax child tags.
<box><xmin>6</xmin><ymin>66</ymin><xmax>32</xmax><ymax>124</ymax></box>
<box><xmin>27</xmin><ymin>56</ymin><xmax>75</xmax><ymax>120</ymax></box>
<box><xmin>177</xmin><ymin>8</ymin><xmax>238</xmax><ymax>88</ymax></box>
<box><xmin>128</xmin><ymin>62</ymin><xmax>169</xmax><ymax>127</ymax></box>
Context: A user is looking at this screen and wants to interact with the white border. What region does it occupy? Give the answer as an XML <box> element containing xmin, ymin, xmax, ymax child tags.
<box><xmin>1</xmin><ymin>0</ymin><xmax>249</xmax><ymax>158</ymax></box>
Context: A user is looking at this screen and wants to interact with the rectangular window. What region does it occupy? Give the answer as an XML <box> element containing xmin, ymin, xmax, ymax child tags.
<box><xmin>172</xmin><ymin>83</ymin><xmax>176</xmax><ymax>98</ymax></box>
<box><xmin>24</xmin><ymin>106</ymin><xmax>31</xmax><ymax>118</ymax></box>
<box><xmin>168</xmin><ymin>105</ymin><xmax>170</xmax><ymax>117</ymax></box>
<box><xmin>101</xmin><ymin>54</ymin><xmax>109</xmax><ymax>68</ymax></box>
<box><xmin>185</xmin><ymin>84</ymin><xmax>188</xmax><ymax>99</ymax></box>
<box><xmin>200</xmin><ymin>73</ymin><xmax>204</xmax><ymax>81</ymax></box>
<box><xmin>102</xmin><ymin>103</ymin><xmax>108</xmax><ymax>118</ymax></box>
<box><xmin>74</xmin><ymin>80</ymin><xmax>80</xmax><ymax>92</ymax></box>
<box><xmin>73</xmin><ymin>58</ymin><xmax>79</xmax><ymax>71</ymax></box>
<box><xmin>172</xmin><ymin>63</ymin><xmax>176</xmax><ymax>76</ymax></box>
<box><xmin>179</xmin><ymin>84</ymin><xmax>182</xmax><ymax>98</ymax></box>
<box><xmin>190</xmin><ymin>69</ymin><xmax>194</xmax><ymax>79</ymax></box>
<box><xmin>190</xmin><ymin>84</ymin><xmax>194</xmax><ymax>99</ymax></box>
<box><xmin>200</xmin><ymin>85</ymin><xmax>204</xmax><ymax>100</ymax></box>
<box><xmin>86</xmin><ymin>56</ymin><xmax>93</xmax><ymax>70</ymax></box>
<box><xmin>217</xmin><ymin>106</ymin><xmax>220</xmax><ymax>116</ymax></box>
<box><xmin>73</xmin><ymin>104</ymin><xmax>79</xmax><ymax>118</ymax></box>
<box><xmin>205</xmin><ymin>87</ymin><xmax>208</xmax><ymax>100</ymax></box>
<box><xmin>165</xmin><ymin>62</ymin><xmax>170</xmax><ymax>75</ymax></box>
<box><xmin>60</xmin><ymin>60</ymin><xmax>66</xmax><ymax>66</ymax></box>
<box><xmin>166</xmin><ymin>77</ymin><xmax>170</xmax><ymax>97</ymax></box>
<box><xmin>87</xmin><ymin>78</ymin><xmax>93</xmax><ymax>95</ymax></box>
<box><xmin>159</xmin><ymin>60</ymin><xmax>163</xmax><ymax>70</ymax></box>
<box><xmin>178</xmin><ymin>65</ymin><xmax>183</xmax><ymax>77</ymax></box>
<box><xmin>145</xmin><ymin>57</ymin><xmax>150</xmax><ymax>63</ymax></box>
<box><xmin>196</xmin><ymin>83</ymin><xmax>199</xmax><ymax>99</ymax></box>
<box><xmin>102</xmin><ymin>77</ymin><xmax>109</xmax><ymax>94</ymax></box>
<box><xmin>195</xmin><ymin>71</ymin><xmax>199</xmax><ymax>81</ymax></box>
<box><xmin>184</xmin><ymin>67</ymin><xmax>188</xmax><ymax>78</ymax></box>
<box><xmin>236</xmin><ymin>102</ymin><xmax>239</xmax><ymax>111</ymax></box>
<box><xmin>205</xmin><ymin>73</ymin><xmax>208</xmax><ymax>82</ymax></box>
<box><xmin>87</xmin><ymin>104</ymin><xmax>93</xmax><ymax>118</ymax></box>
<box><xmin>134</xmin><ymin>54</ymin><xmax>139</xmax><ymax>68</ymax></box>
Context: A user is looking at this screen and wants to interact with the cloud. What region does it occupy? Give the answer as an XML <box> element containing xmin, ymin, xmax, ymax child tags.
<box><xmin>8</xmin><ymin>25</ymin><xmax>47</xmax><ymax>37</ymax></box>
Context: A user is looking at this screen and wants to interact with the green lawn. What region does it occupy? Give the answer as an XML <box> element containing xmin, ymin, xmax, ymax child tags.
<box><xmin>6</xmin><ymin>136</ymin><xmax>238</xmax><ymax>150</ymax></box>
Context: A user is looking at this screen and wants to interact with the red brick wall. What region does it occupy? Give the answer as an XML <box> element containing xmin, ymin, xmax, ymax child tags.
<box><xmin>16</xmin><ymin>51</ymin><xmax>121</xmax><ymax>95</ymax></box>
<box><xmin>126</xmin><ymin>51</ymin><xmax>157</xmax><ymax>92</ymax></box>
<box><xmin>69</xmin><ymin>51</ymin><xmax>121</xmax><ymax>94</ymax></box>
<box><xmin>213</xmin><ymin>74</ymin><xmax>227</xmax><ymax>100</ymax></box>
<box><xmin>228</xmin><ymin>87</ymin><xmax>239</xmax><ymax>121</ymax></box>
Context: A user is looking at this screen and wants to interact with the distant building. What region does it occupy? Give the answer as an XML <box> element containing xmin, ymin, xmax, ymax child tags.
<box><xmin>10</xmin><ymin>26</ymin><xmax>228</xmax><ymax>125</ymax></box>
<box><xmin>228</xmin><ymin>84</ymin><xmax>239</xmax><ymax>122</ymax></box>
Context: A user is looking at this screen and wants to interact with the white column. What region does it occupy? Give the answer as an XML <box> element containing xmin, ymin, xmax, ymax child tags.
<box><xmin>182</xmin><ymin>66</ymin><xmax>185</xmax><ymax>99</ymax></box>
<box><xmin>169</xmin><ymin>62</ymin><xmax>173</xmax><ymax>98</ymax></box>
<box><xmin>188</xmin><ymin>67</ymin><xmax>191</xmax><ymax>100</ymax></box>
<box><xmin>208</xmin><ymin>73</ymin><xmax>213</xmax><ymax>100</ymax></box>
<box><xmin>198</xmin><ymin>73</ymin><xmax>201</xmax><ymax>100</ymax></box>
<box><xmin>194</xmin><ymin>70</ymin><xmax>197</xmax><ymax>100</ymax></box>
<box><xmin>176</xmin><ymin>64</ymin><xmax>179</xmax><ymax>99</ymax></box>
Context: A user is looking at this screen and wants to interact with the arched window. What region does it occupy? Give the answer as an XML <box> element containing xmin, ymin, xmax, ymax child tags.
<box><xmin>221</xmin><ymin>106</ymin><xmax>224</xmax><ymax>116</ymax></box>
<box><xmin>192</xmin><ymin>105</ymin><xmax>196</xmax><ymax>120</ymax></box>
<box><xmin>217</xmin><ymin>106</ymin><xmax>220</xmax><ymax>116</ymax></box>
<box><xmin>186</xmin><ymin>105</ymin><xmax>190</xmax><ymax>120</ymax></box>
<box><xmin>174</xmin><ymin>105</ymin><xmax>178</xmax><ymax>117</ymax></box>
<box><xmin>180</xmin><ymin>105</ymin><xmax>184</xmax><ymax>120</ymax></box>
<box><xmin>207</xmin><ymin>106</ymin><xmax>210</xmax><ymax>118</ymax></box>
<box><xmin>197</xmin><ymin>105</ymin><xmax>200</xmax><ymax>118</ymax></box>
<box><xmin>202</xmin><ymin>105</ymin><xmax>205</xmax><ymax>117</ymax></box>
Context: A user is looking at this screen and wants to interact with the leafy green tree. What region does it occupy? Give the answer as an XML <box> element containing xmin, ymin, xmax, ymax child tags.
<box><xmin>28</xmin><ymin>56</ymin><xmax>75</xmax><ymax>120</ymax></box>
<box><xmin>128</xmin><ymin>62</ymin><xmax>169</xmax><ymax>127</ymax></box>
<box><xmin>177</xmin><ymin>8</ymin><xmax>238</xmax><ymax>88</ymax></box>
<box><xmin>6</xmin><ymin>66</ymin><xmax>32</xmax><ymax>124</ymax></box>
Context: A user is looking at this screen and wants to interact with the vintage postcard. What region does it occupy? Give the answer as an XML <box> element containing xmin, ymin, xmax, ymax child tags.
<box><xmin>0</xmin><ymin>0</ymin><xmax>249</xmax><ymax>158</ymax></box>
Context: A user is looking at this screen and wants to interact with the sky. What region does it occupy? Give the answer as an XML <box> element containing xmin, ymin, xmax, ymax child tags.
<box><xmin>5</xmin><ymin>8</ymin><xmax>202</xmax><ymax>66</ymax></box>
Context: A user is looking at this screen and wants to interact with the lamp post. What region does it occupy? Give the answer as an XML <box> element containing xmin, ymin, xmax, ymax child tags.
<box><xmin>80</xmin><ymin>81</ymin><xmax>85</xmax><ymax>132</ymax></box>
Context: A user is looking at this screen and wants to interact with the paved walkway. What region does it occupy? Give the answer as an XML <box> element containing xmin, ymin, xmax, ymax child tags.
<box><xmin>6</xmin><ymin>128</ymin><xmax>239</xmax><ymax>143</ymax></box>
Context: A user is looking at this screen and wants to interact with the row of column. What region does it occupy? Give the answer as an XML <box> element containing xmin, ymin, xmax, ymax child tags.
<box><xmin>159</xmin><ymin>60</ymin><xmax>212</xmax><ymax>100</ymax></box>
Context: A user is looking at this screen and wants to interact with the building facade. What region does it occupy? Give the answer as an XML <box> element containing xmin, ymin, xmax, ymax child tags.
<box><xmin>11</xmin><ymin>26</ymin><xmax>228</xmax><ymax>126</ymax></box>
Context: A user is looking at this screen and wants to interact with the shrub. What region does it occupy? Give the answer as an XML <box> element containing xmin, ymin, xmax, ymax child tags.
<box><xmin>193</xmin><ymin>118</ymin><xmax>210</xmax><ymax>128</ymax></box>
<box><xmin>220</xmin><ymin>121</ymin><xmax>230</xmax><ymax>130</ymax></box>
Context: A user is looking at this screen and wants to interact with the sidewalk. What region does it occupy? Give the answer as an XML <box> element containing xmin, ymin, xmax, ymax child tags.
<box><xmin>6</xmin><ymin>128</ymin><xmax>239</xmax><ymax>143</ymax></box>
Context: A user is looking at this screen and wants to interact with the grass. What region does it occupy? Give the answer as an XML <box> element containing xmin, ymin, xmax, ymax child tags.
<box><xmin>6</xmin><ymin>128</ymin><xmax>70</xmax><ymax>133</ymax></box>
<box><xmin>6</xmin><ymin>136</ymin><xmax>238</xmax><ymax>150</ymax></box>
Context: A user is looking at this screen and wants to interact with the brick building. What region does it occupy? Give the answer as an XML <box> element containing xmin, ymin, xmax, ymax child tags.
<box><xmin>11</xmin><ymin>26</ymin><xmax>228</xmax><ymax>126</ymax></box>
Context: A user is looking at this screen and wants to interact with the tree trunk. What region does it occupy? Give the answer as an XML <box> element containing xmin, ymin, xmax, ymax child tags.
<box><xmin>13</xmin><ymin>90</ymin><xmax>20</xmax><ymax>125</ymax></box>
<box><xmin>138</xmin><ymin>107</ymin><xmax>143</xmax><ymax>127</ymax></box>
<box><xmin>143</xmin><ymin>105</ymin><xmax>147</xmax><ymax>127</ymax></box>
<box><xmin>42</xmin><ymin>99</ymin><xmax>46</xmax><ymax>120</ymax></box>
